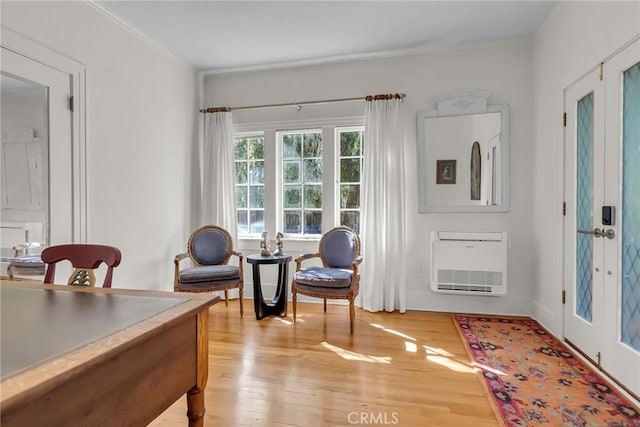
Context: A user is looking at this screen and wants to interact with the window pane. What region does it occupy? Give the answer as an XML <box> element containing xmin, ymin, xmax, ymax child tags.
<box><xmin>284</xmin><ymin>211</ymin><xmax>301</xmax><ymax>234</ymax></box>
<box><xmin>283</xmin><ymin>160</ymin><xmax>301</xmax><ymax>183</ymax></box>
<box><xmin>283</xmin><ymin>134</ymin><xmax>301</xmax><ymax>158</ymax></box>
<box><xmin>235</xmin><ymin>162</ymin><xmax>247</xmax><ymax>184</ymax></box>
<box><xmin>304</xmin><ymin>211</ymin><xmax>322</xmax><ymax>234</ymax></box>
<box><xmin>340</xmin><ymin>131</ymin><xmax>361</xmax><ymax>156</ymax></box>
<box><xmin>340</xmin><ymin>158</ymin><xmax>360</xmax><ymax>182</ymax></box>
<box><xmin>250</xmin><ymin>186</ymin><xmax>264</xmax><ymax>208</ymax></box>
<box><xmin>284</xmin><ymin>185</ymin><xmax>301</xmax><ymax>208</ymax></box>
<box><xmin>340</xmin><ymin>184</ymin><xmax>360</xmax><ymax>209</ymax></box>
<box><xmin>234</xmin><ymin>138</ymin><xmax>248</xmax><ymax>159</ymax></box>
<box><xmin>236</xmin><ymin>186</ymin><xmax>247</xmax><ymax>208</ymax></box>
<box><xmin>340</xmin><ymin>211</ymin><xmax>360</xmax><ymax>234</ymax></box>
<box><xmin>249</xmin><ymin>137</ymin><xmax>264</xmax><ymax>159</ymax></box>
<box><xmin>303</xmin><ymin>132</ymin><xmax>322</xmax><ymax>157</ymax></box>
<box><xmin>249</xmin><ymin>160</ymin><xmax>264</xmax><ymax>184</ymax></box>
<box><xmin>303</xmin><ymin>159</ymin><xmax>322</xmax><ymax>182</ymax></box>
<box><xmin>304</xmin><ymin>185</ymin><xmax>322</xmax><ymax>208</ymax></box>
<box><xmin>237</xmin><ymin>210</ymin><xmax>248</xmax><ymax>234</ymax></box>
<box><xmin>249</xmin><ymin>210</ymin><xmax>264</xmax><ymax>233</ymax></box>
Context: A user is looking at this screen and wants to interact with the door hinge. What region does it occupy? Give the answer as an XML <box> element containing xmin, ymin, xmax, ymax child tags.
<box><xmin>563</xmin><ymin>201</ymin><xmax>567</xmax><ymax>216</ymax></box>
<box><xmin>562</xmin><ymin>289</ymin><xmax>566</xmax><ymax>304</ymax></box>
<box><xmin>599</xmin><ymin>62</ymin><xmax>604</xmax><ymax>81</ymax></box>
<box><xmin>563</xmin><ymin>112</ymin><xmax>567</xmax><ymax>127</ymax></box>
<box><xmin>69</xmin><ymin>95</ymin><xmax>74</xmax><ymax>112</ymax></box>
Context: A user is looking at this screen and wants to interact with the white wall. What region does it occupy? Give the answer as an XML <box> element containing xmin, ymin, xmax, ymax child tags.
<box><xmin>1</xmin><ymin>1</ymin><xmax>199</xmax><ymax>290</ymax></box>
<box><xmin>531</xmin><ymin>1</ymin><xmax>640</xmax><ymax>334</ymax></box>
<box><xmin>204</xmin><ymin>40</ymin><xmax>535</xmax><ymax>315</ymax></box>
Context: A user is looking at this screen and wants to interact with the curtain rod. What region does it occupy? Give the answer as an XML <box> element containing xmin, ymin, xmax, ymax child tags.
<box><xmin>199</xmin><ymin>93</ymin><xmax>405</xmax><ymax>113</ymax></box>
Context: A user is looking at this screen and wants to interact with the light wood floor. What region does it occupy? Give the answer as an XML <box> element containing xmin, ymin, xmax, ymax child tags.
<box><xmin>149</xmin><ymin>300</ymin><xmax>499</xmax><ymax>427</ymax></box>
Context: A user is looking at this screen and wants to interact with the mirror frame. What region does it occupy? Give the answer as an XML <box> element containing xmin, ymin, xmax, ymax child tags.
<box><xmin>416</xmin><ymin>90</ymin><xmax>510</xmax><ymax>213</ymax></box>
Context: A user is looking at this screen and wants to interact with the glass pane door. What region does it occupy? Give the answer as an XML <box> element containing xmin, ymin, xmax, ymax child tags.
<box><xmin>621</xmin><ymin>61</ymin><xmax>640</xmax><ymax>351</ymax></box>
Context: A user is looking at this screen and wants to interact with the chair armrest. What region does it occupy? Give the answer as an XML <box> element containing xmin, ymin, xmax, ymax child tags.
<box><xmin>232</xmin><ymin>251</ymin><xmax>244</xmax><ymax>277</ymax></box>
<box><xmin>173</xmin><ymin>252</ymin><xmax>189</xmax><ymax>290</ymax></box>
<box><xmin>295</xmin><ymin>252</ymin><xmax>320</xmax><ymax>270</ymax></box>
<box><xmin>174</xmin><ymin>252</ymin><xmax>189</xmax><ymax>264</ymax></box>
<box><xmin>349</xmin><ymin>256</ymin><xmax>363</xmax><ymax>277</ymax></box>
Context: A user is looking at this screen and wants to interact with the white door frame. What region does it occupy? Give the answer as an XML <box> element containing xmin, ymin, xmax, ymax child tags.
<box><xmin>1</xmin><ymin>26</ymin><xmax>87</xmax><ymax>243</ymax></box>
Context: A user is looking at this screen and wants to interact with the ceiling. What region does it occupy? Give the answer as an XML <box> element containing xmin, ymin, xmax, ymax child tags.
<box><xmin>96</xmin><ymin>0</ymin><xmax>556</xmax><ymax>74</ymax></box>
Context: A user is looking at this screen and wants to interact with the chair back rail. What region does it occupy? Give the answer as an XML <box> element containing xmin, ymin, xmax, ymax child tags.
<box><xmin>41</xmin><ymin>244</ymin><xmax>122</xmax><ymax>288</ymax></box>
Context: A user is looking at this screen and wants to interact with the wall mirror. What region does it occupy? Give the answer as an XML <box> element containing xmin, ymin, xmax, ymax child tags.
<box><xmin>1</xmin><ymin>73</ymin><xmax>49</xmax><ymax>258</ymax></box>
<box><xmin>416</xmin><ymin>90</ymin><xmax>510</xmax><ymax>213</ymax></box>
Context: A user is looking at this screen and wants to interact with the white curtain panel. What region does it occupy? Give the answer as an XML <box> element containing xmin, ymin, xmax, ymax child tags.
<box><xmin>201</xmin><ymin>111</ymin><xmax>238</xmax><ymax>240</ymax></box>
<box><xmin>359</xmin><ymin>97</ymin><xmax>407</xmax><ymax>313</ymax></box>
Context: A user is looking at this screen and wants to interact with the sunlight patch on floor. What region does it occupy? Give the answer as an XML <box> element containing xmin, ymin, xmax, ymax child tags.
<box><xmin>424</xmin><ymin>345</ymin><xmax>476</xmax><ymax>373</ymax></box>
<box><xmin>425</xmin><ymin>356</ymin><xmax>476</xmax><ymax>373</ymax></box>
<box><xmin>275</xmin><ymin>317</ymin><xmax>292</xmax><ymax>325</ymax></box>
<box><xmin>405</xmin><ymin>341</ymin><xmax>418</xmax><ymax>352</ymax></box>
<box><xmin>369</xmin><ymin>323</ymin><xmax>416</xmax><ymax>341</ymax></box>
<box><xmin>424</xmin><ymin>346</ymin><xmax>454</xmax><ymax>357</ymax></box>
<box><xmin>321</xmin><ymin>341</ymin><xmax>392</xmax><ymax>364</ymax></box>
<box><xmin>474</xmin><ymin>362</ymin><xmax>506</xmax><ymax>376</ymax></box>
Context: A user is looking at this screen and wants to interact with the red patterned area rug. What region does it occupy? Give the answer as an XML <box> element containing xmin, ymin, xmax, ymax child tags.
<box><xmin>452</xmin><ymin>315</ymin><xmax>640</xmax><ymax>427</ymax></box>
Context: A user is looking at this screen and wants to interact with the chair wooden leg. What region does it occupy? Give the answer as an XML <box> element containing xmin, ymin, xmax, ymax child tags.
<box><xmin>239</xmin><ymin>287</ymin><xmax>244</xmax><ymax>316</ymax></box>
<box><xmin>323</xmin><ymin>298</ymin><xmax>327</xmax><ymax>313</ymax></box>
<box><xmin>292</xmin><ymin>286</ymin><xmax>297</xmax><ymax>322</ymax></box>
<box><xmin>224</xmin><ymin>289</ymin><xmax>229</xmax><ymax>306</ymax></box>
<box><xmin>349</xmin><ymin>300</ymin><xmax>355</xmax><ymax>334</ymax></box>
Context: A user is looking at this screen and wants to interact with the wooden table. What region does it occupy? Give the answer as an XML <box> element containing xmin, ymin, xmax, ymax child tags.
<box><xmin>0</xmin><ymin>280</ymin><xmax>219</xmax><ymax>426</ymax></box>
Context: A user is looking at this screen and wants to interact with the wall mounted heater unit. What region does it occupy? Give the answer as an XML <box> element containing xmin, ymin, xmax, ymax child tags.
<box><xmin>430</xmin><ymin>231</ymin><xmax>507</xmax><ymax>296</ymax></box>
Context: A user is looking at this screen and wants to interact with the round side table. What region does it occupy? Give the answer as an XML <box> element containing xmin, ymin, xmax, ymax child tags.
<box><xmin>246</xmin><ymin>253</ymin><xmax>292</xmax><ymax>320</ymax></box>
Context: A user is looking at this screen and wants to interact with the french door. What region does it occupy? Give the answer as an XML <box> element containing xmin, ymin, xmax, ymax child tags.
<box><xmin>564</xmin><ymin>38</ymin><xmax>640</xmax><ymax>397</ymax></box>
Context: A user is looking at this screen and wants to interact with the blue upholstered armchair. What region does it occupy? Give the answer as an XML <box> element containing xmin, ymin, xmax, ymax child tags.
<box><xmin>291</xmin><ymin>226</ymin><xmax>362</xmax><ymax>333</ymax></box>
<box><xmin>174</xmin><ymin>225</ymin><xmax>244</xmax><ymax>315</ymax></box>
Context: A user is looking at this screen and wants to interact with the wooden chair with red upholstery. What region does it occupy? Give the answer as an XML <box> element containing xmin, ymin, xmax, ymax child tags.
<box><xmin>41</xmin><ymin>244</ymin><xmax>122</xmax><ymax>287</ymax></box>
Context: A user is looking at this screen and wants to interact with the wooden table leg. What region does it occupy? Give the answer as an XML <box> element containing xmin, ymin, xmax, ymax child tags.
<box><xmin>187</xmin><ymin>308</ymin><xmax>209</xmax><ymax>427</ymax></box>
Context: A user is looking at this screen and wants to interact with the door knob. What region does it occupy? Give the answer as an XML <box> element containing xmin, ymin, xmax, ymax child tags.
<box><xmin>602</xmin><ymin>229</ymin><xmax>615</xmax><ymax>239</ymax></box>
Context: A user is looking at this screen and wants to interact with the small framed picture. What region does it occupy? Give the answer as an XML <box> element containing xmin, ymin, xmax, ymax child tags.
<box><xmin>436</xmin><ymin>159</ymin><xmax>456</xmax><ymax>184</ymax></box>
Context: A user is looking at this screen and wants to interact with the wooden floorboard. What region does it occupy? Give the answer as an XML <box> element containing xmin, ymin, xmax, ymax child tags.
<box><xmin>149</xmin><ymin>300</ymin><xmax>499</xmax><ymax>426</ymax></box>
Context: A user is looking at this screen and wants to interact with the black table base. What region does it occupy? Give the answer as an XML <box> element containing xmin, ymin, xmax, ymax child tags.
<box><xmin>247</xmin><ymin>254</ymin><xmax>291</xmax><ymax>320</ymax></box>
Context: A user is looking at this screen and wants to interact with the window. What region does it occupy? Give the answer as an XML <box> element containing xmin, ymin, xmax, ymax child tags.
<box><xmin>234</xmin><ymin>125</ymin><xmax>364</xmax><ymax>238</ymax></box>
<box><xmin>338</xmin><ymin>128</ymin><xmax>363</xmax><ymax>233</ymax></box>
<box><xmin>282</xmin><ymin>130</ymin><xmax>323</xmax><ymax>234</ymax></box>
<box><xmin>234</xmin><ymin>135</ymin><xmax>265</xmax><ymax>234</ymax></box>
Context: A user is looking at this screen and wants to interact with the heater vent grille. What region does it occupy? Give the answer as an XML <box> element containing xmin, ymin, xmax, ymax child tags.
<box><xmin>430</xmin><ymin>232</ymin><xmax>507</xmax><ymax>296</ymax></box>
